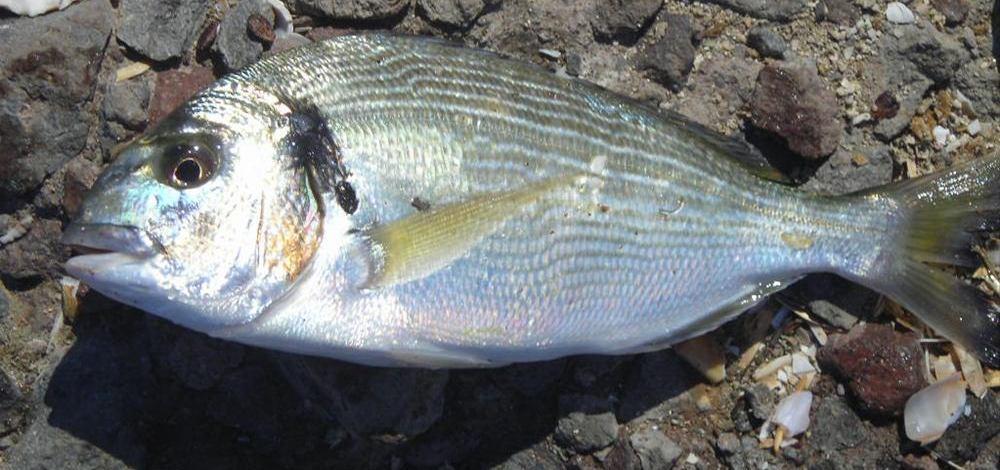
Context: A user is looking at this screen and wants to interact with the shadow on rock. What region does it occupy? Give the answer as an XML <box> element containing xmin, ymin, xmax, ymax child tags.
<box><xmin>993</xmin><ymin>1</ymin><xmax>999</xmax><ymax>73</ymax></box>
<box><xmin>11</xmin><ymin>298</ymin><xmax>698</xmax><ymax>469</ymax></box>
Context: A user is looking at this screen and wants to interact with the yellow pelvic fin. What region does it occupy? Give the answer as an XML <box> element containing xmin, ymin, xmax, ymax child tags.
<box><xmin>365</xmin><ymin>175</ymin><xmax>580</xmax><ymax>289</ymax></box>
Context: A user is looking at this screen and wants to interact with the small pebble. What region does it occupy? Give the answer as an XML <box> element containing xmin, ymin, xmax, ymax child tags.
<box><xmin>886</xmin><ymin>2</ymin><xmax>915</xmax><ymax>24</ymax></box>
<box><xmin>932</xmin><ymin>125</ymin><xmax>950</xmax><ymax>148</ymax></box>
<box><xmin>967</xmin><ymin>119</ymin><xmax>981</xmax><ymax>136</ymax></box>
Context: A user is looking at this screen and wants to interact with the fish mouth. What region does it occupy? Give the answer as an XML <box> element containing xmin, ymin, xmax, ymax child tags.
<box><xmin>62</xmin><ymin>223</ymin><xmax>161</xmax><ymax>266</ymax></box>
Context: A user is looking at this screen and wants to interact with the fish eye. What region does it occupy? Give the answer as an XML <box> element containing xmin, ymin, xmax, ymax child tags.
<box><xmin>162</xmin><ymin>143</ymin><xmax>216</xmax><ymax>189</ymax></box>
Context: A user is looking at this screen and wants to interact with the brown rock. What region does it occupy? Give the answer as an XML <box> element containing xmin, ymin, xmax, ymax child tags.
<box><xmin>148</xmin><ymin>65</ymin><xmax>217</xmax><ymax>125</ymax></box>
<box><xmin>750</xmin><ymin>61</ymin><xmax>843</xmax><ymax>159</ymax></box>
<box><xmin>818</xmin><ymin>323</ymin><xmax>927</xmax><ymax>416</ymax></box>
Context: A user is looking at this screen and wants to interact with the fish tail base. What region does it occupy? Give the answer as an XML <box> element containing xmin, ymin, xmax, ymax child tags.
<box><xmin>854</xmin><ymin>156</ymin><xmax>1000</xmax><ymax>367</ymax></box>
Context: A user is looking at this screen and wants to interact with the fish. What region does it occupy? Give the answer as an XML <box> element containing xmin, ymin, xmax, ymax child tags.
<box><xmin>63</xmin><ymin>33</ymin><xmax>1000</xmax><ymax>368</ymax></box>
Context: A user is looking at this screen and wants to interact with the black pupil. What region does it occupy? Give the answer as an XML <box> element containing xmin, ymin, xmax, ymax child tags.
<box><xmin>174</xmin><ymin>158</ymin><xmax>202</xmax><ymax>185</ymax></box>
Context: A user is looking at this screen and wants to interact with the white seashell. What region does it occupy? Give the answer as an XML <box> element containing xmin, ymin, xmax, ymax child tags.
<box><xmin>904</xmin><ymin>373</ymin><xmax>967</xmax><ymax>445</ymax></box>
<box><xmin>886</xmin><ymin>2</ymin><xmax>915</xmax><ymax>25</ymax></box>
<box><xmin>772</xmin><ymin>391</ymin><xmax>813</xmax><ymax>437</ymax></box>
<box><xmin>0</xmin><ymin>0</ymin><xmax>75</xmax><ymax>17</ymax></box>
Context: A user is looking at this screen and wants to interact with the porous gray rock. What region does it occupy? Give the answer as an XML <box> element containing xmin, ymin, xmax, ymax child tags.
<box><xmin>290</xmin><ymin>0</ymin><xmax>409</xmax><ymax>21</ymax></box>
<box><xmin>629</xmin><ymin>428</ymin><xmax>682</xmax><ymax>469</ymax></box>
<box><xmin>102</xmin><ymin>78</ymin><xmax>151</xmax><ymax>131</ymax></box>
<box><xmin>418</xmin><ymin>0</ymin><xmax>496</xmax><ymax>29</ymax></box>
<box><xmin>213</xmin><ymin>0</ymin><xmax>275</xmax><ymax>72</ymax></box>
<box><xmin>933</xmin><ymin>391</ymin><xmax>1000</xmax><ymax>463</ymax></box>
<box><xmin>888</xmin><ymin>26</ymin><xmax>969</xmax><ymax>85</ymax></box>
<box><xmin>932</xmin><ymin>0</ymin><xmax>970</xmax><ymax>25</ymax></box>
<box><xmin>802</xmin><ymin>140</ymin><xmax>893</xmax><ymax>196</ymax></box>
<box><xmin>118</xmin><ymin>0</ymin><xmax>214</xmax><ymax>62</ymax></box>
<box><xmin>592</xmin><ymin>0</ymin><xmax>662</xmax><ymax>43</ymax></box>
<box><xmin>750</xmin><ymin>61</ymin><xmax>843</xmax><ymax>160</ymax></box>
<box><xmin>0</xmin><ymin>0</ymin><xmax>114</xmax><ymax>198</ymax></box>
<box><xmin>955</xmin><ymin>61</ymin><xmax>1000</xmax><ymax>120</ymax></box>
<box><xmin>672</xmin><ymin>51</ymin><xmax>762</xmax><ymax>128</ymax></box>
<box><xmin>554</xmin><ymin>394</ymin><xmax>619</xmax><ymax>453</ymax></box>
<box><xmin>637</xmin><ymin>14</ymin><xmax>697</xmax><ymax>91</ymax></box>
<box><xmin>701</xmin><ymin>0</ymin><xmax>808</xmax><ymax>22</ymax></box>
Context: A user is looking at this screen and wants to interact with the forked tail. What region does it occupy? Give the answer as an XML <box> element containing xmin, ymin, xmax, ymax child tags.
<box><xmin>857</xmin><ymin>156</ymin><xmax>1000</xmax><ymax>367</ymax></box>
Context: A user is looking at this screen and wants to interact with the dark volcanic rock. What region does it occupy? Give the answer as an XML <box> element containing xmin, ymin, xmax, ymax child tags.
<box><xmin>492</xmin><ymin>443</ymin><xmax>564</xmax><ymax>470</ymax></box>
<box><xmin>747</xmin><ymin>27</ymin><xmax>788</xmax><ymax>59</ymax></box>
<box><xmin>213</xmin><ymin>0</ymin><xmax>276</xmax><ymax>72</ymax></box>
<box><xmin>553</xmin><ymin>394</ymin><xmax>618</xmax><ymax>453</ymax></box>
<box><xmin>750</xmin><ymin>61</ymin><xmax>842</xmax><ymax>160</ymax></box>
<box><xmin>814</xmin><ymin>0</ymin><xmax>861</xmax><ymax>25</ymax></box>
<box><xmin>818</xmin><ymin>323</ymin><xmax>927</xmax><ymax>416</ymax></box>
<box><xmin>628</xmin><ymin>428</ymin><xmax>682</xmax><ymax>469</ymax></box>
<box><xmin>0</xmin><ymin>0</ymin><xmax>113</xmax><ymax>198</ymax></box>
<box><xmin>417</xmin><ymin>0</ymin><xmax>496</xmax><ymax>29</ymax></box>
<box><xmin>933</xmin><ymin>390</ymin><xmax>1000</xmax><ymax>463</ymax></box>
<box><xmin>932</xmin><ymin>0</ymin><xmax>970</xmax><ymax>25</ymax></box>
<box><xmin>290</xmin><ymin>0</ymin><xmax>410</xmax><ymax>21</ymax></box>
<box><xmin>701</xmin><ymin>0</ymin><xmax>808</xmax><ymax>22</ymax></box>
<box><xmin>592</xmin><ymin>0</ymin><xmax>663</xmax><ymax>43</ymax></box>
<box><xmin>810</xmin><ymin>396</ymin><xmax>869</xmax><ymax>453</ymax></box>
<box><xmin>118</xmin><ymin>0</ymin><xmax>214</xmax><ymax>62</ymax></box>
<box><xmin>0</xmin><ymin>365</ymin><xmax>23</xmax><ymax>436</ymax></box>
<box><xmin>637</xmin><ymin>14</ymin><xmax>697</xmax><ymax>91</ymax></box>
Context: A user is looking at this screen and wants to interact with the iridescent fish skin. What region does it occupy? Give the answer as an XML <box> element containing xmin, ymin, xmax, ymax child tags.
<box><xmin>64</xmin><ymin>34</ymin><xmax>1000</xmax><ymax>368</ymax></box>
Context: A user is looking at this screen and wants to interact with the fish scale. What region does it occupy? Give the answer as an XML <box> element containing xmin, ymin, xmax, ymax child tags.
<box><xmin>65</xmin><ymin>34</ymin><xmax>1000</xmax><ymax>368</ymax></box>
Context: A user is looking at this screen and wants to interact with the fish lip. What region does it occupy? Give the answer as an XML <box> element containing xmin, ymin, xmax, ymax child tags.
<box><xmin>61</xmin><ymin>223</ymin><xmax>161</xmax><ymax>258</ymax></box>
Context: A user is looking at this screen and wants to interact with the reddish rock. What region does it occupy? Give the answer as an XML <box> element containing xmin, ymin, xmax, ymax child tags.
<box><xmin>818</xmin><ymin>323</ymin><xmax>927</xmax><ymax>416</ymax></box>
<box><xmin>750</xmin><ymin>61</ymin><xmax>843</xmax><ymax>160</ymax></box>
<box><xmin>148</xmin><ymin>65</ymin><xmax>216</xmax><ymax>125</ymax></box>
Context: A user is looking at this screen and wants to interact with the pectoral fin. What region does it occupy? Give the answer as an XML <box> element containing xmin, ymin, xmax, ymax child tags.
<box><xmin>363</xmin><ymin>175</ymin><xmax>580</xmax><ymax>289</ymax></box>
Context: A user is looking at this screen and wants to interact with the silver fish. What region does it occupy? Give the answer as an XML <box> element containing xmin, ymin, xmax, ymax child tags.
<box><xmin>63</xmin><ymin>34</ymin><xmax>999</xmax><ymax>368</ymax></box>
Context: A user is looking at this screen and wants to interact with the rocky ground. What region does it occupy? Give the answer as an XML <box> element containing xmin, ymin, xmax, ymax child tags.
<box><xmin>1</xmin><ymin>0</ymin><xmax>999</xmax><ymax>468</ymax></box>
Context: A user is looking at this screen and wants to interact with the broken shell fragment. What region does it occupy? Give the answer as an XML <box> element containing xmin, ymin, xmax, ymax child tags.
<box><xmin>675</xmin><ymin>334</ymin><xmax>727</xmax><ymax>384</ymax></box>
<box><xmin>904</xmin><ymin>373</ymin><xmax>966</xmax><ymax>445</ymax></box>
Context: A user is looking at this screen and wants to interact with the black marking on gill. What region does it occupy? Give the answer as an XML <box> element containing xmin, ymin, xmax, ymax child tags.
<box><xmin>287</xmin><ymin>105</ymin><xmax>357</xmax><ymax>215</ymax></box>
<box><xmin>410</xmin><ymin>196</ymin><xmax>431</xmax><ymax>212</ymax></box>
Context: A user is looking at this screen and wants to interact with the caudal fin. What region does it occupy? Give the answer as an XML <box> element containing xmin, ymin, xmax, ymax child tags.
<box><xmin>862</xmin><ymin>156</ymin><xmax>1000</xmax><ymax>368</ymax></box>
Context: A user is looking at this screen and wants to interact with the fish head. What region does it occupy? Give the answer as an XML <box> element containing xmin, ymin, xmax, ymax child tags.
<box><xmin>63</xmin><ymin>93</ymin><xmax>323</xmax><ymax>333</ymax></box>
